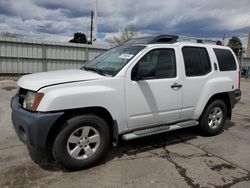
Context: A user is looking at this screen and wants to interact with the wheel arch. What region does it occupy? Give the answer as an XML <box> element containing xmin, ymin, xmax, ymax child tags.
<box><xmin>46</xmin><ymin>106</ymin><xmax>118</xmax><ymax>150</ymax></box>
<box><xmin>199</xmin><ymin>92</ymin><xmax>232</xmax><ymax>121</ymax></box>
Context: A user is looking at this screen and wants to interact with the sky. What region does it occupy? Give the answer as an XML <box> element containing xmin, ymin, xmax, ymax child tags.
<box><xmin>0</xmin><ymin>0</ymin><xmax>250</xmax><ymax>48</ymax></box>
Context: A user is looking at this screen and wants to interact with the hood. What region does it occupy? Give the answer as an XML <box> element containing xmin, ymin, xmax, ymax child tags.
<box><xmin>18</xmin><ymin>69</ymin><xmax>104</xmax><ymax>91</ymax></box>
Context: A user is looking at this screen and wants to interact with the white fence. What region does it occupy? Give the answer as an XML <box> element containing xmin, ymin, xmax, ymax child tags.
<box><xmin>0</xmin><ymin>37</ymin><xmax>109</xmax><ymax>74</ymax></box>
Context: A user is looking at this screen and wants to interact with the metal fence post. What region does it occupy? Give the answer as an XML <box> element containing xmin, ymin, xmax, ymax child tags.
<box><xmin>85</xmin><ymin>47</ymin><xmax>89</xmax><ymax>64</ymax></box>
<box><xmin>0</xmin><ymin>41</ymin><xmax>2</xmax><ymax>73</ymax></box>
<box><xmin>17</xmin><ymin>43</ymin><xmax>20</xmax><ymax>75</ymax></box>
<box><xmin>42</xmin><ymin>43</ymin><xmax>47</xmax><ymax>72</ymax></box>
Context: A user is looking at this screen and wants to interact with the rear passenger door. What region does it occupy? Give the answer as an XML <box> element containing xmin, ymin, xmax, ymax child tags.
<box><xmin>180</xmin><ymin>45</ymin><xmax>212</xmax><ymax>120</ymax></box>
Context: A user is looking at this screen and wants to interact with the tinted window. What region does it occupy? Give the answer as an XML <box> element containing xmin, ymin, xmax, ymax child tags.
<box><xmin>213</xmin><ymin>49</ymin><xmax>237</xmax><ymax>71</ymax></box>
<box><xmin>182</xmin><ymin>47</ymin><xmax>211</xmax><ymax>76</ymax></box>
<box><xmin>133</xmin><ymin>48</ymin><xmax>176</xmax><ymax>79</ymax></box>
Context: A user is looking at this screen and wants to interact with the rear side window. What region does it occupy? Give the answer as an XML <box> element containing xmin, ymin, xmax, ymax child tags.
<box><xmin>182</xmin><ymin>47</ymin><xmax>211</xmax><ymax>76</ymax></box>
<box><xmin>213</xmin><ymin>49</ymin><xmax>237</xmax><ymax>71</ymax></box>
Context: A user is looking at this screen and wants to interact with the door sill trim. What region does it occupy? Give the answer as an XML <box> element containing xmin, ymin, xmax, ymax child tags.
<box><xmin>122</xmin><ymin>120</ymin><xmax>198</xmax><ymax>141</ymax></box>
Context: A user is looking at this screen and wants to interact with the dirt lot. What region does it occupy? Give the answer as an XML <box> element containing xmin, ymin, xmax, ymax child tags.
<box><xmin>0</xmin><ymin>79</ymin><xmax>250</xmax><ymax>188</ymax></box>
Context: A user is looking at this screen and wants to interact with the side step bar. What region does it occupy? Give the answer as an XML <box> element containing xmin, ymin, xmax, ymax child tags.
<box><xmin>122</xmin><ymin>120</ymin><xmax>198</xmax><ymax>141</ymax></box>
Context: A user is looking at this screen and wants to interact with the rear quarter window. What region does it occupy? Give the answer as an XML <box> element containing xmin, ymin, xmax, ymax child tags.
<box><xmin>213</xmin><ymin>49</ymin><xmax>237</xmax><ymax>71</ymax></box>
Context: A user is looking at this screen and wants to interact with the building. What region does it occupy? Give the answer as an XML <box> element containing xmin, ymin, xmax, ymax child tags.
<box><xmin>242</xmin><ymin>57</ymin><xmax>250</xmax><ymax>67</ymax></box>
<box><xmin>242</xmin><ymin>57</ymin><xmax>250</xmax><ymax>77</ymax></box>
<box><xmin>247</xmin><ymin>32</ymin><xmax>250</xmax><ymax>57</ymax></box>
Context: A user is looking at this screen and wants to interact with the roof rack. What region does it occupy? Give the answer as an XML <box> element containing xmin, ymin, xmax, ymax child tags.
<box><xmin>124</xmin><ymin>35</ymin><xmax>222</xmax><ymax>45</ymax></box>
<box><xmin>178</xmin><ymin>36</ymin><xmax>219</xmax><ymax>45</ymax></box>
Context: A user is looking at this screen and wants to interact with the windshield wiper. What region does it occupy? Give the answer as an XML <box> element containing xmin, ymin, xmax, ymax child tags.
<box><xmin>83</xmin><ymin>66</ymin><xmax>106</xmax><ymax>76</ymax></box>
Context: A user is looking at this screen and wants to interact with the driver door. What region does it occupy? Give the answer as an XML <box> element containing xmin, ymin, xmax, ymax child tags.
<box><xmin>125</xmin><ymin>47</ymin><xmax>183</xmax><ymax>128</ymax></box>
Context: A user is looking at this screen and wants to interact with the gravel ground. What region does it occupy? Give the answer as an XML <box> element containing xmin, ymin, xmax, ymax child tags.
<box><xmin>0</xmin><ymin>79</ymin><xmax>250</xmax><ymax>188</ymax></box>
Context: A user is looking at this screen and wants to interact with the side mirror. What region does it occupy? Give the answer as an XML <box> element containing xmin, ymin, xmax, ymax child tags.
<box><xmin>131</xmin><ymin>65</ymin><xmax>139</xmax><ymax>81</ymax></box>
<box><xmin>131</xmin><ymin>64</ymin><xmax>155</xmax><ymax>81</ymax></box>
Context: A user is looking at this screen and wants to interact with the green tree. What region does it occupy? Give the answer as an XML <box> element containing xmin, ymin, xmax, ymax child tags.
<box><xmin>69</xmin><ymin>32</ymin><xmax>88</xmax><ymax>44</ymax></box>
<box><xmin>1</xmin><ymin>32</ymin><xmax>17</xmax><ymax>38</ymax></box>
<box><xmin>228</xmin><ymin>36</ymin><xmax>242</xmax><ymax>58</ymax></box>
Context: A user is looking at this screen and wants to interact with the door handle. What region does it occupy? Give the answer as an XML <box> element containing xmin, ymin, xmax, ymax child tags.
<box><xmin>171</xmin><ymin>83</ymin><xmax>182</xmax><ymax>89</ymax></box>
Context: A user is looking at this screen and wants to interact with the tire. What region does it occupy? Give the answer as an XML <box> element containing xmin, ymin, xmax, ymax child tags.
<box><xmin>28</xmin><ymin>146</ymin><xmax>55</xmax><ymax>168</ymax></box>
<box><xmin>199</xmin><ymin>100</ymin><xmax>227</xmax><ymax>136</ymax></box>
<box><xmin>53</xmin><ymin>115</ymin><xmax>110</xmax><ymax>170</ymax></box>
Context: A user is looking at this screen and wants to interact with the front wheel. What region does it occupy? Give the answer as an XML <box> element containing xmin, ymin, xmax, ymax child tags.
<box><xmin>53</xmin><ymin>115</ymin><xmax>110</xmax><ymax>170</ymax></box>
<box><xmin>199</xmin><ymin>100</ymin><xmax>227</xmax><ymax>136</ymax></box>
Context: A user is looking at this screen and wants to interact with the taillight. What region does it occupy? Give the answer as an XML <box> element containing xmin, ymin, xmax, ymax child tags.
<box><xmin>238</xmin><ymin>71</ymin><xmax>240</xmax><ymax>89</ymax></box>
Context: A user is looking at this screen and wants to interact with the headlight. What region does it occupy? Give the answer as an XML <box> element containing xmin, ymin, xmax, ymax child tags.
<box><xmin>23</xmin><ymin>91</ymin><xmax>44</xmax><ymax>111</ymax></box>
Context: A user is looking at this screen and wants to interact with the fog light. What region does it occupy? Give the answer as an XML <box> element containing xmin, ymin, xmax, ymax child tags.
<box><xmin>18</xmin><ymin>126</ymin><xmax>27</xmax><ymax>142</ymax></box>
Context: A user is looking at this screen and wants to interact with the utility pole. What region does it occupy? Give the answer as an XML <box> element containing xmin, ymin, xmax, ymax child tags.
<box><xmin>93</xmin><ymin>0</ymin><xmax>98</xmax><ymax>42</ymax></box>
<box><xmin>90</xmin><ymin>11</ymin><xmax>94</xmax><ymax>44</ymax></box>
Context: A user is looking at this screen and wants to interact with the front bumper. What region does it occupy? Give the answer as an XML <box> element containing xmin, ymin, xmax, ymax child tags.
<box><xmin>11</xmin><ymin>95</ymin><xmax>64</xmax><ymax>149</ymax></box>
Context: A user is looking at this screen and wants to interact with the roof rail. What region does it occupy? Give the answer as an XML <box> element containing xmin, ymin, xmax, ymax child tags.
<box><xmin>177</xmin><ymin>36</ymin><xmax>219</xmax><ymax>44</ymax></box>
<box><xmin>124</xmin><ymin>35</ymin><xmax>222</xmax><ymax>45</ymax></box>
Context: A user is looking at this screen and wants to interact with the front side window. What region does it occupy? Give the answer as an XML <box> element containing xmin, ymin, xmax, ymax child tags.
<box><xmin>182</xmin><ymin>47</ymin><xmax>211</xmax><ymax>77</ymax></box>
<box><xmin>213</xmin><ymin>48</ymin><xmax>237</xmax><ymax>71</ymax></box>
<box><xmin>132</xmin><ymin>48</ymin><xmax>176</xmax><ymax>79</ymax></box>
<box><xmin>82</xmin><ymin>46</ymin><xmax>144</xmax><ymax>76</ymax></box>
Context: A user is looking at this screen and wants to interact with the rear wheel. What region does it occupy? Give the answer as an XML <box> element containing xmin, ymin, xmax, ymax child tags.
<box><xmin>53</xmin><ymin>115</ymin><xmax>110</xmax><ymax>170</ymax></box>
<box><xmin>199</xmin><ymin>100</ymin><xmax>227</xmax><ymax>136</ymax></box>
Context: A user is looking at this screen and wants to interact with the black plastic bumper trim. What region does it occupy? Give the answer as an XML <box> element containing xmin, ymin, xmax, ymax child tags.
<box><xmin>11</xmin><ymin>95</ymin><xmax>64</xmax><ymax>149</ymax></box>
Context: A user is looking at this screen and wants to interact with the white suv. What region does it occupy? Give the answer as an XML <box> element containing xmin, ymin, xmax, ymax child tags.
<box><xmin>11</xmin><ymin>35</ymin><xmax>241</xmax><ymax>170</ymax></box>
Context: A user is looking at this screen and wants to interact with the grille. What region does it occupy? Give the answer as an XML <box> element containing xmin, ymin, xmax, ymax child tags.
<box><xmin>18</xmin><ymin>88</ymin><xmax>28</xmax><ymax>105</ymax></box>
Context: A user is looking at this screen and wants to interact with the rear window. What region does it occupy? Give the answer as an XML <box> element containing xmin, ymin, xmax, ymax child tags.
<box><xmin>213</xmin><ymin>49</ymin><xmax>237</xmax><ymax>71</ymax></box>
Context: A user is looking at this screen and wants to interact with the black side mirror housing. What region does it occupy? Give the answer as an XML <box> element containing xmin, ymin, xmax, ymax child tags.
<box><xmin>131</xmin><ymin>63</ymin><xmax>155</xmax><ymax>81</ymax></box>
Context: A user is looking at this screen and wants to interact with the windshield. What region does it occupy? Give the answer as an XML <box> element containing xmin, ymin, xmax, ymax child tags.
<box><xmin>82</xmin><ymin>46</ymin><xmax>144</xmax><ymax>76</ymax></box>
